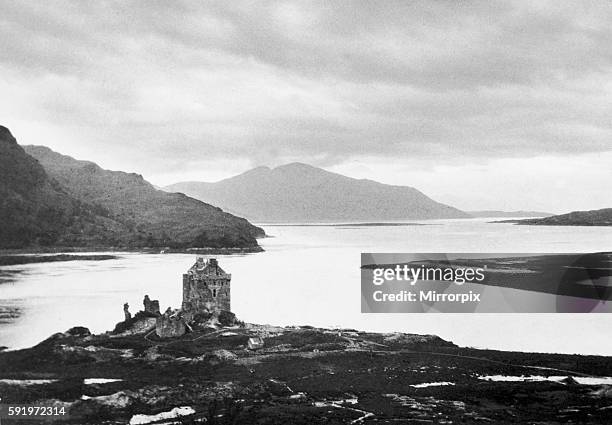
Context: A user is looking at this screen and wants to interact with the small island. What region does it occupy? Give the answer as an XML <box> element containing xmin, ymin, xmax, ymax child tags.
<box><xmin>496</xmin><ymin>208</ymin><xmax>612</xmax><ymax>226</ymax></box>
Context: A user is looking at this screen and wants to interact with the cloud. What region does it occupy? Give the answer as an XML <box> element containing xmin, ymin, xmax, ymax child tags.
<box><xmin>0</xmin><ymin>0</ymin><xmax>611</xmax><ymax>210</ymax></box>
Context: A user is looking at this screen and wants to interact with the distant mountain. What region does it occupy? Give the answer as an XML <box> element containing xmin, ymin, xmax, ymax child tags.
<box><xmin>468</xmin><ymin>210</ymin><xmax>553</xmax><ymax>218</ymax></box>
<box><xmin>23</xmin><ymin>145</ymin><xmax>264</xmax><ymax>249</ymax></box>
<box><xmin>164</xmin><ymin>163</ymin><xmax>468</xmax><ymax>222</ymax></box>
<box><xmin>506</xmin><ymin>208</ymin><xmax>612</xmax><ymax>226</ymax></box>
<box><xmin>0</xmin><ymin>126</ymin><xmax>127</xmax><ymax>248</ymax></box>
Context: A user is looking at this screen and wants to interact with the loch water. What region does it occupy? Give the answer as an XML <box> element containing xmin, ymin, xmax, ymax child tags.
<box><xmin>1</xmin><ymin>218</ymin><xmax>611</xmax><ymax>354</ymax></box>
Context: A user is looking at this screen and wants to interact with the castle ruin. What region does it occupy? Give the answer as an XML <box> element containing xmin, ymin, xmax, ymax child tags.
<box><xmin>143</xmin><ymin>295</ymin><xmax>160</xmax><ymax>315</ymax></box>
<box><xmin>182</xmin><ymin>257</ymin><xmax>231</xmax><ymax>321</ymax></box>
<box><xmin>120</xmin><ymin>257</ymin><xmax>232</xmax><ymax>338</ymax></box>
<box><xmin>155</xmin><ymin>307</ymin><xmax>187</xmax><ymax>338</ymax></box>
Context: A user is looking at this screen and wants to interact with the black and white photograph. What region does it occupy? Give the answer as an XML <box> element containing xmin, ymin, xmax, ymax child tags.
<box><xmin>1</xmin><ymin>1</ymin><xmax>612</xmax><ymax>423</ymax></box>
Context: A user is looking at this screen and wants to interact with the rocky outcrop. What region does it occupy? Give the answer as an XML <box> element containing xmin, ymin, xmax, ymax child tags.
<box><xmin>112</xmin><ymin>310</ymin><xmax>158</xmax><ymax>336</ymax></box>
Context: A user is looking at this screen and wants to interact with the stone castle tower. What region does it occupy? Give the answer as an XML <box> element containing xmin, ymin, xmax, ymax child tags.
<box><xmin>182</xmin><ymin>257</ymin><xmax>231</xmax><ymax>318</ymax></box>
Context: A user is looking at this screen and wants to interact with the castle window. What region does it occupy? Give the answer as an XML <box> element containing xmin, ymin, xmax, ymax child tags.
<box><xmin>213</xmin><ymin>289</ymin><xmax>217</xmax><ymax>297</ymax></box>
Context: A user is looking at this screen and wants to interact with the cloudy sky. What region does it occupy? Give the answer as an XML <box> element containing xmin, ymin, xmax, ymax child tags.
<box><xmin>1</xmin><ymin>1</ymin><xmax>611</xmax><ymax>212</ymax></box>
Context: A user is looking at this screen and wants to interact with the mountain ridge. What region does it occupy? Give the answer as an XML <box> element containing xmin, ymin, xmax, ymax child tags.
<box><xmin>23</xmin><ymin>144</ymin><xmax>264</xmax><ymax>249</ymax></box>
<box><xmin>165</xmin><ymin>163</ymin><xmax>469</xmax><ymax>222</ymax></box>
<box><xmin>0</xmin><ymin>126</ymin><xmax>128</xmax><ymax>248</ymax></box>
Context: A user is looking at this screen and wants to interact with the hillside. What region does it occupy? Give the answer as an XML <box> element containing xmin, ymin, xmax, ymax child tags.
<box><xmin>509</xmin><ymin>208</ymin><xmax>612</xmax><ymax>226</ymax></box>
<box><xmin>0</xmin><ymin>126</ymin><xmax>128</xmax><ymax>248</ymax></box>
<box><xmin>165</xmin><ymin>163</ymin><xmax>468</xmax><ymax>222</ymax></box>
<box><xmin>23</xmin><ymin>145</ymin><xmax>264</xmax><ymax>249</ymax></box>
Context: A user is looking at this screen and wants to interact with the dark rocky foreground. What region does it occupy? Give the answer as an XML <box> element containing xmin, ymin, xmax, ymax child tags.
<box><xmin>1</xmin><ymin>325</ymin><xmax>612</xmax><ymax>424</ymax></box>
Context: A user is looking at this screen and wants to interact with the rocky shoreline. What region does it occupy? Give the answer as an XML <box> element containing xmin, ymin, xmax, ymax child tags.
<box><xmin>0</xmin><ymin>254</ymin><xmax>119</xmax><ymax>266</ymax></box>
<box><xmin>1</xmin><ymin>322</ymin><xmax>612</xmax><ymax>424</ymax></box>
<box><xmin>0</xmin><ymin>247</ymin><xmax>264</xmax><ymax>266</ymax></box>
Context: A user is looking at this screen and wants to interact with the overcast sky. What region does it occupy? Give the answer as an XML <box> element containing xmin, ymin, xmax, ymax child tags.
<box><xmin>1</xmin><ymin>1</ymin><xmax>611</xmax><ymax>212</ymax></box>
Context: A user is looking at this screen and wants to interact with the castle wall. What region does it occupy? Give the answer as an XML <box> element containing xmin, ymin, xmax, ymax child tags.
<box><xmin>181</xmin><ymin>258</ymin><xmax>232</xmax><ymax>317</ymax></box>
<box><xmin>182</xmin><ymin>274</ymin><xmax>191</xmax><ymax>309</ymax></box>
<box><xmin>143</xmin><ymin>295</ymin><xmax>160</xmax><ymax>315</ymax></box>
<box><xmin>215</xmin><ymin>283</ymin><xmax>231</xmax><ymax>311</ymax></box>
<box><xmin>182</xmin><ymin>277</ymin><xmax>230</xmax><ymax>312</ymax></box>
<box><xmin>155</xmin><ymin>315</ymin><xmax>186</xmax><ymax>338</ymax></box>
